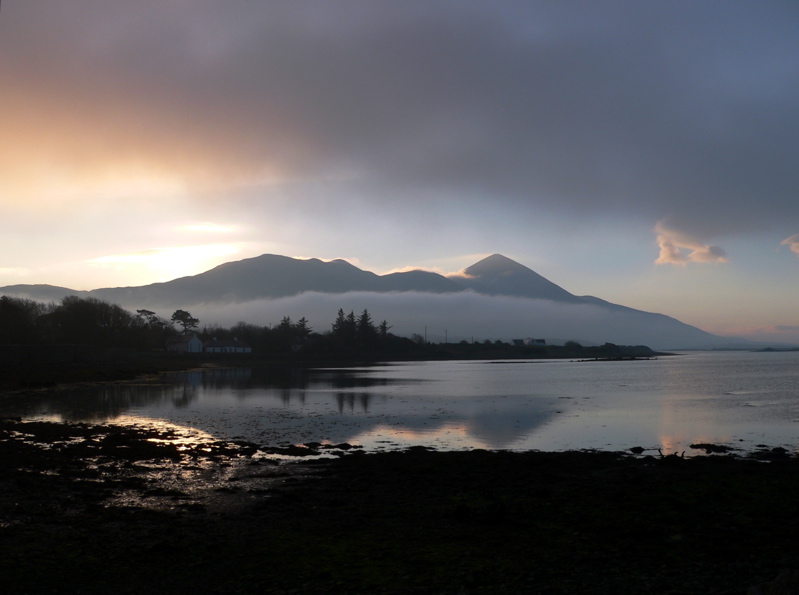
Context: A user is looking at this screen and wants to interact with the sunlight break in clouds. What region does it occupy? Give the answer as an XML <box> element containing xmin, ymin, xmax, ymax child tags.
<box><xmin>780</xmin><ymin>234</ymin><xmax>799</xmax><ymax>255</ymax></box>
<box><xmin>181</xmin><ymin>223</ymin><xmax>235</xmax><ymax>233</ymax></box>
<box><xmin>89</xmin><ymin>244</ymin><xmax>239</xmax><ymax>282</ymax></box>
<box><xmin>654</xmin><ymin>223</ymin><xmax>729</xmax><ymax>266</ymax></box>
<box><xmin>0</xmin><ymin>267</ymin><xmax>32</xmax><ymax>278</ymax></box>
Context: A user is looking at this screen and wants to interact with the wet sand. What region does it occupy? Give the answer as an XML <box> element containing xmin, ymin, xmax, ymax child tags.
<box><xmin>1</xmin><ymin>417</ymin><xmax>799</xmax><ymax>594</ymax></box>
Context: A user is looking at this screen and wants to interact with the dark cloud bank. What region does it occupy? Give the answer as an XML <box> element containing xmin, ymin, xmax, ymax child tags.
<box><xmin>4</xmin><ymin>1</ymin><xmax>798</xmax><ymax>247</ymax></box>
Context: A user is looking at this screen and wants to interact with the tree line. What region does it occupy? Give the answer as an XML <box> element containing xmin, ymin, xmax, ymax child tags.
<box><xmin>0</xmin><ymin>294</ymin><xmax>658</xmax><ymax>362</ymax></box>
<box><xmin>0</xmin><ymin>295</ymin><xmax>176</xmax><ymax>349</ymax></box>
<box><xmin>0</xmin><ymin>295</ymin><xmax>407</xmax><ymax>357</ymax></box>
<box><xmin>201</xmin><ymin>308</ymin><xmax>397</xmax><ymax>356</ymax></box>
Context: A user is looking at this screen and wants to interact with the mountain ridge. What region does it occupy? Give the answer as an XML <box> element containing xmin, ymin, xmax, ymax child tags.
<box><xmin>0</xmin><ymin>253</ymin><xmax>760</xmax><ymax>350</ymax></box>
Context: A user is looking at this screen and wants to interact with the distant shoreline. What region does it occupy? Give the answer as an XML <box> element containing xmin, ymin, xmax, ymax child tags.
<box><xmin>0</xmin><ymin>343</ymin><xmax>672</xmax><ymax>392</ymax></box>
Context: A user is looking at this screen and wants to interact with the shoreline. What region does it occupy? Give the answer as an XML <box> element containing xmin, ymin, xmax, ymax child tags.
<box><xmin>0</xmin><ymin>344</ymin><xmax>674</xmax><ymax>392</ymax></box>
<box><xmin>2</xmin><ymin>417</ymin><xmax>799</xmax><ymax>593</ymax></box>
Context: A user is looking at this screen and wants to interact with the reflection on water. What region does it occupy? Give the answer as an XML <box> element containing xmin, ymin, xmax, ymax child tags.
<box><xmin>2</xmin><ymin>351</ymin><xmax>799</xmax><ymax>454</ymax></box>
<box><xmin>335</xmin><ymin>393</ymin><xmax>372</xmax><ymax>413</ymax></box>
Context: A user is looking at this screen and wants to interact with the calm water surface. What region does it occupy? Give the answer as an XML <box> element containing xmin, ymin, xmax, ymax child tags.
<box><xmin>3</xmin><ymin>351</ymin><xmax>799</xmax><ymax>455</ymax></box>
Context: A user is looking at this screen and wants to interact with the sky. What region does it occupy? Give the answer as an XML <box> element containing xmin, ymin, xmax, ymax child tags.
<box><xmin>0</xmin><ymin>1</ymin><xmax>797</xmax><ymax>343</ymax></box>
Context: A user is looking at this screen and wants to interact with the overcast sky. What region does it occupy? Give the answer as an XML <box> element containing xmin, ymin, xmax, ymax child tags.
<box><xmin>1</xmin><ymin>1</ymin><xmax>797</xmax><ymax>342</ymax></box>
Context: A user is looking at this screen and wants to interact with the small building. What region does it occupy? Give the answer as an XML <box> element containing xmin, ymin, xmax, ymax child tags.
<box><xmin>513</xmin><ymin>338</ymin><xmax>546</xmax><ymax>347</ymax></box>
<box><xmin>203</xmin><ymin>337</ymin><xmax>252</xmax><ymax>354</ymax></box>
<box><xmin>166</xmin><ymin>333</ymin><xmax>203</xmax><ymax>353</ymax></box>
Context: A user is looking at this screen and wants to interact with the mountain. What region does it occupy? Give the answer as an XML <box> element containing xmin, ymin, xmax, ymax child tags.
<box><xmin>2</xmin><ymin>254</ymin><xmax>465</xmax><ymax>306</ymax></box>
<box><xmin>0</xmin><ymin>284</ymin><xmax>90</xmax><ymax>302</ymax></box>
<box><xmin>451</xmin><ymin>254</ymin><xmax>587</xmax><ymax>304</ymax></box>
<box><xmin>0</xmin><ymin>253</ymin><xmax>758</xmax><ymax>350</ymax></box>
<box><xmin>448</xmin><ymin>254</ymin><xmax>731</xmax><ymax>348</ymax></box>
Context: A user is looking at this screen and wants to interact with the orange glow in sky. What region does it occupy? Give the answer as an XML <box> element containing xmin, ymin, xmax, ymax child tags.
<box><xmin>0</xmin><ymin>2</ymin><xmax>797</xmax><ymax>343</ymax></box>
<box><xmin>89</xmin><ymin>244</ymin><xmax>240</xmax><ymax>283</ymax></box>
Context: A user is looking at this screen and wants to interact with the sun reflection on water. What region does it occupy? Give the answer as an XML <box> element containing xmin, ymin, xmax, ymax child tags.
<box><xmin>350</xmin><ymin>422</ymin><xmax>493</xmax><ymax>451</ymax></box>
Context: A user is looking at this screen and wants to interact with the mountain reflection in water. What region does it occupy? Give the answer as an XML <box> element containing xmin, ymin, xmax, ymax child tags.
<box><xmin>2</xmin><ymin>352</ymin><xmax>798</xmax><ymax>454</ymax></box>
<box><xmin>0</xmin><ymin>363</ymin><xmax>557</xmax><ymax>451</ymax></box>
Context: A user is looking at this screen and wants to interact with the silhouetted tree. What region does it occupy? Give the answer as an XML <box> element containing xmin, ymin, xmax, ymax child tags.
<box><xmin>356</xmin><ymin>309</ymin><xmax>378</xmax><ymax>344</ymax></box>
<box><xmin>378</xmin><ymin>320</ymin><xmax>392</xmax><ymax>337</ymax></box>
<box><xmin>332</xmin><ymin>309</ymin><xmax>347</xmax><ymax>333</ymax></box>
<box><xmin>129</xmin><ymin>309</ymin><xmax>168</xmax><ymax>349</ymax></box>
<box><xmin>171</xmin><ymin>310</ymin><xmax>199</xmax><ymax>335</ymax></box>
<box><xmin>270</xmin><ymin>316</ymin><xmax>295</xmax><ymax>351</ymax></box>
<box><xmin>331</xmin><ymin>309</ymin><xmax>356</xmax><ymax>344</ymax></box>
<box><xmin>295</xmin><ymin>317</ymin><xmax>311</xmax><ymax>338</ymax></box>
<box><xmin>0</xmin><ymin>296</ymin><xmax>46</xmax><ymax>344</ymax></box>
<box><xmin>50</xmin><ymin>296</ymin><xmax>137</xmax><ymax>347</ymax></box>
<box><xmin>136</xmin><ymin>309</ymin><xmax>158</xmax><ymax>325</ymax></box>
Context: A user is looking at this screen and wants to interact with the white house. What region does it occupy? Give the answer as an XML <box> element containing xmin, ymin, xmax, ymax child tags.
<box><xmin>166</xmin><ymin>333</ymin><xmax>203</xmax><ymax>353</ymax></box>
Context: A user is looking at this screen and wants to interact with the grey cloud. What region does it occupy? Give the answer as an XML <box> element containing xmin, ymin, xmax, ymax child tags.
<box><xmin>3</xmin><ymin>1</ymin><xmax>798</xmax><ymax>240</ymax></box>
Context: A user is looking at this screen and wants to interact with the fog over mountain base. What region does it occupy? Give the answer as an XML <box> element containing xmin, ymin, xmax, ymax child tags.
<box><xmin>177</xmin><ymin>290</ymin><xmax>730</xmax><ymax>350</ymax></box>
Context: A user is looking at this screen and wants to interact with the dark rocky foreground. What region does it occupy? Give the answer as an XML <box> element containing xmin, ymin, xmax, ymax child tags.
<box><xmin>1</xmin><ymin>418</ymin><xmax>799</xmax><ymax>594</ymax></box>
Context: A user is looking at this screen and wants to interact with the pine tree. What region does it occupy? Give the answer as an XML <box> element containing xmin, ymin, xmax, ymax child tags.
<box><xmin>295</xmin><ymin>317</ymin><xmax>311</xmax><ymax>337</ymax></box>
<box><xmin>378</xmin><ymin>320</ymin><xmax>392</xmax><ymax>337</ymax></box>
<box><xmin>171</xmin><ymin>309</ymin><xmax>199</xmax><ymax>335</ymax></box>
<box><xmin>356</xmin><ymin>309</ymin><xmax>377</xmax><ymax>343</ymax></box>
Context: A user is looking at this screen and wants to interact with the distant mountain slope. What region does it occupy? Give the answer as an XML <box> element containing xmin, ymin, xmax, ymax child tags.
<box><xmin>446</xmin><ymin>254</ymin><xmax>726</xmax><ymax>348</ymax></box>
<box><xmin>0</xmin><ymin>284</ymin><xmax>88</xmax><ymax>301</ymax></box>
<box><xmin>450</xmin><ymin>254</ymin><xmax>581</xmax><ymax>303</ymax></box>
<box><xmin>0</xmin><ymin>252</ymin><xmax>754</xmax><ymax>349</ymax></box>
<box><xmin>92</xmin><ymin>255</ymin><xmax>385</xmax><ymax>304</ymax></box>
<box><xmin>381</xmin><ymin>270</ymin><xmax>464</xmax><ymax>293</ymax></box>
<box><xmin>88</xmin><ymin>254</ymin><xmax>465</xmax><ymax>305</ymax></box>
<box><xmin>0</xmin><ymin>255</ymin><xmax>464</xmax><ymax>306</ymax></box>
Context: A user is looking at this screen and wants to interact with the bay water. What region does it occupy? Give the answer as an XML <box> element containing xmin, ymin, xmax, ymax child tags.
<box><xmin>3</xmin><ymin>350</ymin><xmax>798</xmax><ymax>456</ymax></box>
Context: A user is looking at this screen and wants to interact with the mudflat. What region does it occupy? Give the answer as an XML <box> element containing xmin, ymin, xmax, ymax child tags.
<box><xmin>1</xmin><ymin>417</ymin><xmax>798</xmax><ymax>594</ymax></box>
